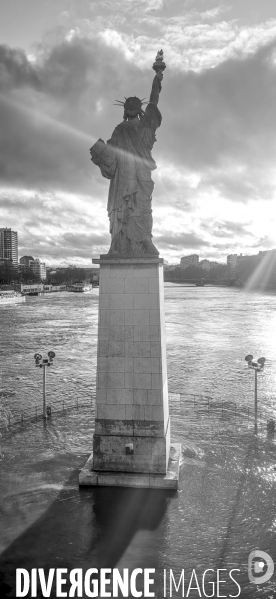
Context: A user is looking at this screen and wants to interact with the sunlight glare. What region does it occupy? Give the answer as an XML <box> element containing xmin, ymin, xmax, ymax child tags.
<box><xmin>0</xmin><ymin>92</ymin><xmax>95</xmax><ymax>145</ymax></box>
<box><xmin>245</xmin><ymin>251</ymin><xmax>276</xmax><ymax>291</ymax></box>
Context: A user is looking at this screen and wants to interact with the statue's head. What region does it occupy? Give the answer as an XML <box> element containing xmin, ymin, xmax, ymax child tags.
<box><xmin>123</xmin><ymin>97</ymin><xmax>144</xmax><ymax>120</ymax></box>
<box><xmin>114</xmin><ymin>96</ymin><xmax>147</xmax><ymax>120</ymax></box>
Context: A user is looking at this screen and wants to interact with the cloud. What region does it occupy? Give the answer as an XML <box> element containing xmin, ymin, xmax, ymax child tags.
<box><xmin>1</xmin><ymin>34</ymin><xmax>276</xmax><ymax>187</ymax></box>
<box><xmin>0</xmin><ymin>45</ymin><xmax>41</xmax><ymax>90</ymax></box>
<box><xmin>156</xmin><ymin>231</ymin><xmax>211</xmax><ymax>249</ymax></box>
<box><xmin>159</xmin><ymin>39</ymin><xmax>276</xmax><ymax>172</ymax></box>
<box><xmin>62</xmin><ymin>231</ymin><xmax>110</xmax><ymax>249</ymax></box>
<box><xmin>0</xmin><ymin>36</ymin><xmax>153</xmax><ymax>193</ymax></box>
<box><xmin>210</xmin><ymin>221</ymin><xmax>254</xmax><ymax>239</ymax></box>
<box><xmin>0</xmin><ymin>188</ymin><xmax>110</xmax><ymax>264</ymax></box>
<box><xmin>1</xmin><ymin>24</ymin><xmax>276</xmax><ymax>263</ymax></box>
<box><xmin>160</xmin><ymin>18</ymin><xmax>276</xmax><ymax>70</ymax></box>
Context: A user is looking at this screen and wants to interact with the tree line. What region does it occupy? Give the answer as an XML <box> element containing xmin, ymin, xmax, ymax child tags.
<box><xmin>164</xmin><ymin>264</ymin><xmax>229</xmax><ymax>282</ymax></box>
<box><xmin>0</xmin><ymin>262</ymin><xmax>37</xmax><ymax>285</ymax></box>
<box><xmin>0</xmin><ymin>262</ymin><xmax>95</xmax><ymax>285</ymax></box>
<box><xmin>164</xmin><ymin>254</ymin><xmax>276</xmax><ymax>289</ymax></box>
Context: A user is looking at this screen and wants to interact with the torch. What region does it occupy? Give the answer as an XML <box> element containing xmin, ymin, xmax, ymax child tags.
<box><xmin>152</xmin><ymin>49</ymin><xmax>166</xmax><ymax>91</ymax></box>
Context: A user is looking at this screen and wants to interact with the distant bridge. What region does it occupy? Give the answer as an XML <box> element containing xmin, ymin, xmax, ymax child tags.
<box><xmin>165</xmin><ymin>278</ymin><xmax>235</xmax><ymax>286</ymax></box>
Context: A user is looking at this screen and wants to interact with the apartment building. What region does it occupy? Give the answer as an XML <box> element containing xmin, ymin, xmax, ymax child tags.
<box><xmin>20</xmin><ymin>255</ymin><xmax>47</xmax><ymax>280</ymax></box>
<box><xmin>180</xmin><ymin>254</ymin><xmax>199</xmax><ymax>268</ymax></box>
<box><xmin>0</xmin><ymin>228</ymin><xmax>18</xmax><ymax>264</ymax></box>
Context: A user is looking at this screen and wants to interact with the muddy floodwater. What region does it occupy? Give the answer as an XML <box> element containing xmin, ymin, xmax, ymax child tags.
<box><xmin>0</xmin><ymin>285</ymin><xmax>276</xmax><ymax>598</ymax></box>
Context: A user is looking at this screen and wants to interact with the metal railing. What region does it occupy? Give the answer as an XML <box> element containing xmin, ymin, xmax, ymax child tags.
<box><xmin>0</xmin><ymin>396</ymin><xmax>95</xmax><ymax>431</ymax></box>
<box><xmin>0</xmin><ymin>393</ymin><xmax>274</xmax><ymax>433</ymax></box>
<box><xmin>169</xmin><ymin>393</ymin><xmax>274</xmax><ymax>428</ymax></box>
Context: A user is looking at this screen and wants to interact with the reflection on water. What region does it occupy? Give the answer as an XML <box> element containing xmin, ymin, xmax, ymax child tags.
<box><xmin>0</xmin><ymin>285</ymin><xmax>276</xmax><ymax>598</ymax></box>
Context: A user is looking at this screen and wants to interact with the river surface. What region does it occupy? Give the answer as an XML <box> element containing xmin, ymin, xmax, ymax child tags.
<box><xmin>0</xmin><ymin>285</ymin><xmax>276</xmax><ymax>598</ymax></box>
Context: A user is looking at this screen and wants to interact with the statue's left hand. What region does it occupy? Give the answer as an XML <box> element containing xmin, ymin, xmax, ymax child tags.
<box><xmin>90</xmin><ymin>138</ymin><xmax>107</xmax><ymax>165</ymax></box>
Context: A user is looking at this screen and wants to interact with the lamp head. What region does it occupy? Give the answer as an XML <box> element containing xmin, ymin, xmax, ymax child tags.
<box><xmin>257</xmin><ymin>357</ymin><xmax>266</xmax><ymax>366</ymax></box>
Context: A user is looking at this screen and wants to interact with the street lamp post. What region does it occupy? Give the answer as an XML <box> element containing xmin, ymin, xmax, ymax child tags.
<box><xmin>34</xmin><ymin>351</ymin><xmax>56</xmax><ymax>419</ymax></box>
<box><xmin>245</xmin><ymin>354</ymin><xmax>266</xmax><ymax>435</ymax></box>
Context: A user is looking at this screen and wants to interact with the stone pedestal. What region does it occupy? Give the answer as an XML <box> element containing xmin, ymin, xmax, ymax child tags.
<box><xmin>79</xmin><ymin>256</ymin><xmax>180</xmax><ymax>489</ymax></box>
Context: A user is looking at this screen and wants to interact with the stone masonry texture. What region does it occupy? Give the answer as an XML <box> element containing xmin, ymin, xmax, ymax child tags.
<box><xmin>92</xmin><ymin>257</ymin><xmax>170</xmax><ymax>474</ymax></box>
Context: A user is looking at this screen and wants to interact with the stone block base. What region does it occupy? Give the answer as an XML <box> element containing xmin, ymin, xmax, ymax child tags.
<box><xmin>79</xmin><ymin>443</ymin><xmax>181</xmax><ymax>489</ymax></box>
<box><xmin>92</xmin><ymin>418</ymin><xmax>170</xmax><ymax>473</ymax></box>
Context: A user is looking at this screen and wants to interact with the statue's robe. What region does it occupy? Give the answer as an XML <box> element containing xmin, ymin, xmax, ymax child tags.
<box><xmin>90</xmin><ymin>103</ymin><xmax>161</xmax><ymax>254</ymax></box>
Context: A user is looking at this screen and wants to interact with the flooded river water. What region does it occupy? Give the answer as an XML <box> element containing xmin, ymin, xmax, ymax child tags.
<box><xmin>0</xmin><ymin>284</ymin><xmax>276</xmax><ymax>598</ymax></box>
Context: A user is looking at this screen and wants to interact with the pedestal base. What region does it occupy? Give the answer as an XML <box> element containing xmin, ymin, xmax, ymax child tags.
<box><xmin>79</xmin><ymin>443</ymin><xmax>181</xmax><ymax>489</ymax></box>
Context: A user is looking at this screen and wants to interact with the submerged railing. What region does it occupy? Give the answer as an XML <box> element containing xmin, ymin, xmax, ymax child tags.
<box><xmin>0</xmin><ymin>397</ymin><xmax>95</xmax><ymax>431</ymax></box>
<box><xmin>169</xmin><ymin>393</ymin><xmax>276</xmax><ymax>435</ymax></box>
<box><xmin>0</xmin><ymin>393</ymin><xmax>274</xmax><ymax>433</ymax></box>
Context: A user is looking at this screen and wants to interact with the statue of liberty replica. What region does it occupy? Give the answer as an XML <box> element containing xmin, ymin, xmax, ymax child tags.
<box><xmin>80</xmin><ymin>51</ymin><xmax>181</xmax><ymax>489</ymax></box>
<box><xmin>90</xmin><ymin>51</ymin><xmax>166</xmax><ymax>256</ymax></box>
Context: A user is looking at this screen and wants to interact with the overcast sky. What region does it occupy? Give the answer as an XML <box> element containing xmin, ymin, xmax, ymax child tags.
<box><xmin>0</xmin><ymin>0</ymin><xmax>276</xmax><ymax>266</ymax></box>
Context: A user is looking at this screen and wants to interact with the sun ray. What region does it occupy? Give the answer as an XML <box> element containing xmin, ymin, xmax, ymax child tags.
<box><xmin>245</xmin><ymin>252</ymin><xmax>276</xmax><ymax>291</ymax></box>
<box><xmin>0</xmin><ymin>92</ymin><xmax>94</xmax><ymax>145</ymax></box>
<box><xmin>0</xmin><ymin>92</ymin><xmax>149</xmax><ymax>167</ymax></box>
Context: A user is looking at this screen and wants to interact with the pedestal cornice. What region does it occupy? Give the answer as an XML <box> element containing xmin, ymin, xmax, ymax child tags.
<box><xmin>93</xmin><ymin>254</ymin><xmax>165</xmax><ymax>265</ymax></box>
